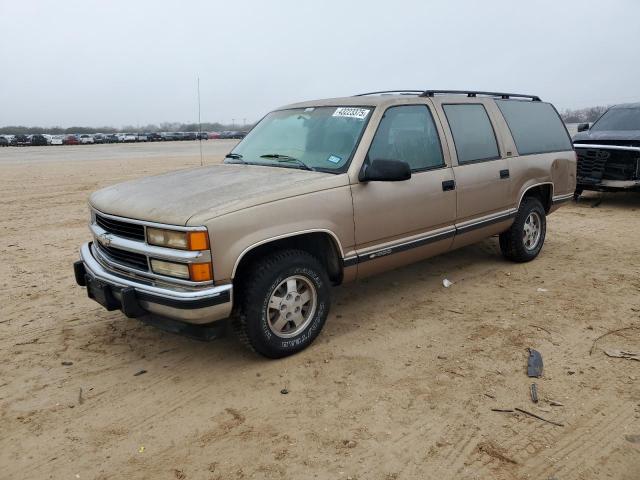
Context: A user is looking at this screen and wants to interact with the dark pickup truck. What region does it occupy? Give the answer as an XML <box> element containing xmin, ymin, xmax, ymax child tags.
<box><xmin>573</xmin><ymin>103</ymin><xmax>640</xmax><ymax>195</ymax></box>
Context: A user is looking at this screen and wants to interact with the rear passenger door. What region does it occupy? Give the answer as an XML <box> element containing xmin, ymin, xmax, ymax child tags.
<box><xmin>438</xmin><ymin>102</ymin><xmax>514</xmax><ymax>246</ymax></box>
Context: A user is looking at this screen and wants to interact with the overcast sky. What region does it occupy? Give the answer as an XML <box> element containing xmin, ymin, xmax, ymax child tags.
<box><xmin>1</xmin><ymin>0</ymin><xmax>639</xmax><ymax>128</ymax></box>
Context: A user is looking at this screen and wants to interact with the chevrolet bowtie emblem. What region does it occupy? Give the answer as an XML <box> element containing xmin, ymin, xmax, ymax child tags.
<box><xmin>97</xmin><ymin>233</ymin><xmax>112</xmax><ymax>247</ymax></box>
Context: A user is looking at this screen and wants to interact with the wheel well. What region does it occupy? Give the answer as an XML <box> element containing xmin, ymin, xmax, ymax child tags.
<box><xmin>521</xmin><ymin>184</ymin><xmax>552</xmax><ymax>213</ymax></box>
<box><xmin>234</xmin><ymin>233</ymin><xmax>344</xmax><ymax>287</ymax></box>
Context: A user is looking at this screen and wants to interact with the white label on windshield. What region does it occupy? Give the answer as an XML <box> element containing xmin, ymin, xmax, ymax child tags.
<box><xmin>332</xmin><ymin>107</ymin><xmax>369</xmax><ymax>120</ymax></box>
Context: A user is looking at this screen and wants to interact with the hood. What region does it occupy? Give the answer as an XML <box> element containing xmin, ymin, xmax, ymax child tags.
<box><xmin>573</xmin><ymin>129</ymin><xmax>640</xmax><ymax>145</ymax></box>
<box><xmin>90</xmin><ymin>164</ymin><xmax>347</xmax><ymax>226</ymax></box>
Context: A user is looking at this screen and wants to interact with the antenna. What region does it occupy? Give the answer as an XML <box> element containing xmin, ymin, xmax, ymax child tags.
<box><xmin>197</xmin><ymin>75</ymin><xmax>203</xmax><ymax>167</ymax></box>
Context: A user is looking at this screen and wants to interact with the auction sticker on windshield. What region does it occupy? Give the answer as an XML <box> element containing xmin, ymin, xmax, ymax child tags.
<box><xmin>332</xmin><ymin>107</ymin><xmax>370</xmax><ymax>120</ymax></box>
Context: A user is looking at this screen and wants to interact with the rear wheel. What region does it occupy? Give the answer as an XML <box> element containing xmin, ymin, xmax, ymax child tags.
<box><xmin>233</xmin><ymin>249</ymin><xmax>330</xmax><ymax>358</ymax></box>
<box><xmin>499</xmin><ymin>197</ymin><xmax>546</xmax><ymax>262</ymax></box>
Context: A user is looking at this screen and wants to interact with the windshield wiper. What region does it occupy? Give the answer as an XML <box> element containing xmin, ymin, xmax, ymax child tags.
<box><xmin>224</xmin><ymin>153</ymin><xmax>247</xmax><ymax>164</ymax></box>
<box><xmin>259</xmin><ymin>154</ymin><xmax>315</xmax><ymax>171</ymax></box>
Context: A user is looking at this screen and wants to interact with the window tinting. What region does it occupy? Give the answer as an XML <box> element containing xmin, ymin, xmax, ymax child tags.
<box><xmin>443</xmin><ymin>104</ymin><xmax>500</xmax><ymax>163</ymax></box>
<box><xmin>367</xmin><ymin>105</ymin><xmax>444</xmax><ymax>171</ymax></box>
<box><xmin>590</xmin><ymin>107</ymin><xmax>640</xmax><ymax>131</ymax></box>
<box><xmin>496</xmin><ymin>100</ymin><xmax>572</xmax><ymax>155</ymax></box>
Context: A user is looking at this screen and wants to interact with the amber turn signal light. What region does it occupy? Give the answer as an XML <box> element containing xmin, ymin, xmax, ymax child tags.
<box><xmin>189</xmin><ymin>262</ymin><xmax>213</xmax><ymax>282</ymax></box>
<box><xmin>187</xmin><ymin>231</ymin><xmax>210</xmax><ymax>251</ymax></box>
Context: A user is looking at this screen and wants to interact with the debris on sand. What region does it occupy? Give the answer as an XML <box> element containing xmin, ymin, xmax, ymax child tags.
<box><xmin>442</xmin><ymin>279</ymin><xmax>454</xmax><ymax>288</ymax></box>
<box><xmin>61</xmin><ymin>361</ymin><xmax>73</xmax><ymax>366</ymax></box>
<box><xmin>530</xmin><ymin>383</ymin><xmax>539</xmax><ymax>403</ymax></box>
<box><xmin>604</xmin><ymin>349</ymin><xmax>640</xmax><ymax>362</ymax></box>
<box><xmin>624</xmin><ymin>434</ymin><xmax>640</xmax><ymax>444</ymax></box>
<box><xmin>477</xmin><ymin>441</ymin><xmax>518</xmax><ymax>464</ymax></box>
<box><xmin>527</xmin><ymin>349</ymin><xmax>544</xmax><ymax>378</ymax></box>
<box><xmin>133</xmin><ymin>370</ymin><xmax>147</xmax><ymax>376</ymax></box>
<box><xmin>515</xmin><ymin>407</ymin><xmax>564</xmax><ymax>427</ymax></box>
<box><xmin>280</xmin><ymin>388</ymin><xmax>289</xmax><ymax>395</ymax></box>
<box><xmin>589</xmin><ymin>325</ymin><xmax>640</xmax><ymax>355</ymax></box>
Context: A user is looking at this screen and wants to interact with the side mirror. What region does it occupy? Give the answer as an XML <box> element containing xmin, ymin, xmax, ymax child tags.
<box><xmin>359</xmin><ymin>159</ymin><xmax>411</xmax><ymax>182</ymax></box>
<box><xmin>577</xmin><ymin>123</ymin><xmax>590</xmax><ymax>132</ymax></box>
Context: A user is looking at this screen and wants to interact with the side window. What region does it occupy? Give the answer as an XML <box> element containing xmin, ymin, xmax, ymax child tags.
<box><xmin>443</xmin><ymin>104</ymin><xmax>500</xmax><ymax>164</ymax></box>
<box><xmin>367</xmin><ymin>105</ymin><xmax>444</xmax><ymax>172</ymax></box>
<box><xmin>495</xmin><ymin>100</ymin><xmax>572</xmax><ymax>155</ymax></box>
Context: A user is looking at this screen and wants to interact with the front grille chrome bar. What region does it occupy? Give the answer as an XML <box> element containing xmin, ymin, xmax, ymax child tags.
<box><xmin>90</xmin><ymin>223</ymin><xmax>211</xmax><ymax>264</ymax></box>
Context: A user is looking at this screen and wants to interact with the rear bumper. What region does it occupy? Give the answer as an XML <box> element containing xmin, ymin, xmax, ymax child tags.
<box><xmin>75</xmin><ymin>242</ymin><xmax>233</xmax><ymax>324</ymax></box>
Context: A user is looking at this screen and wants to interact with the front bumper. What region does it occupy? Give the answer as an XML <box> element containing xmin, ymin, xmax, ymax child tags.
<box><xmin>576</xmin><ymin>178</ymin><xmax>640</xmax><ymax>192</ymax></box>
<box><xmin>75</xmin><ymin>242</ymin><xmax>233</xmax><ymax>324</ymax></box>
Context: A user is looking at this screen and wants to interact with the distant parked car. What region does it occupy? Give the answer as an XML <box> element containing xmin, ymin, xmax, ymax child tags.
<box><xmin>208</xmin><ymin>132</ymin><xmax>221</xmax><ymax>139</ymax></box>
<box><xmin>30</xmin><ymin>134</ymin><xmax>48</xmax><ymax>146</ymax></box>
<box><xmin>92</xmin><ymin>134</ymin><xmax>105</xmax><ymax>144</ymax></box>
<box><xmin>181</xmin><ymin>132</ymin><xmax>197</xmax><ymax>141</ymax></box>
<box><xmin>197</xmin><ymin>132</ymin><xmax>209</xmax><ymax>140</ymax></box>
<box><xmin>123</xmin><ymin>133</ymin><xmax>137</xmax><ymax>143</ymax></box>
<box><xmin>136</xmin><ymin>133</ymin><xmax>148</xmax><ymax>142</ymax></box>
<box><xmin>219</xmin><ymin>130</ymin><xmax>245</xmax><ymax>139</ymax></box>
<box><xmin>12</xmin><ymin>135</ymin><xmax>30</xmax><ymax>146</ymax></box>
<box><xmin>161</xmin><ymin>132</ymin><xmax>180</xmax><ymax>141</ymax></box>
<box><xmin>145</xmin><ymin>132</ymin><xmax>162</xmax><ymax>142</ymax></box>
<box><xmin>103</xmin><ymin>134</ymin><xmax>119</xmax><ymax>143</ymax></box>
<box><xmin>0</xmin><ymin>136</ymin><xmax>8</xmax><ymax>147</ymax></box>
<box><xmin>79</xmin><ymin>134</ymin><xmax>95</xmax><ymax>144</ymax></box>
<box><xmin>64</xmin><ymin>135</ymin><xmax>79</xmax><ymax>145</ymax></box>
<box><xmin>51</xmin><ymin>135</ymin><xmax>65</xmax><ymax>145</ymax></box>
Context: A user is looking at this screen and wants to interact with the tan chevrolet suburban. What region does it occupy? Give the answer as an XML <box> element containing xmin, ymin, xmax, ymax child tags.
<box><xmin>74</xmin><ymin>89</ymin><xmax>576</xmax><ymax>358</ymax></box>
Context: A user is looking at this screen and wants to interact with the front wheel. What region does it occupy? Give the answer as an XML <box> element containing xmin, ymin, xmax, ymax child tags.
<box><xmin>499</xmin><ymin>197</ymin><xmax>546</xmax><ymax>262</ymax></box>
<box><xmin>233</xmin><ymin>250</ymin><xmax>331</xmax><ymax>358</ymax></box>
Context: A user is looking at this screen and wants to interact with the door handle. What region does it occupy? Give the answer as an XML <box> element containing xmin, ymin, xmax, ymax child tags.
<box><xmin>500</xmin><ymin>169</ymin><xmax>510</xmax><ymax>179</ymax></box>
<box><xmin>442</xmin><ymin>180</ymin><xmax>456</xmax><ymax>191</ymax></box>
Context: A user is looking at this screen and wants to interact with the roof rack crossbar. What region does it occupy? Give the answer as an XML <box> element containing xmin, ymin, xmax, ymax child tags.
<box><xmin>354</xmin><ymin>90</ymin><xmax>426</xmax><ymax>97</ymax></box>
<box><xmin>420</xmin><ymin>90</ymin><xmax>541</xmax><ymax>101</ymax></box>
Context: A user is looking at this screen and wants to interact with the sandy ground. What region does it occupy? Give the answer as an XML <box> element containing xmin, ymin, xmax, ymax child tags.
<box><xmin>0</xmin><ymin>142</ymin><xmax>639</xmax><ymax>480</ymax></box>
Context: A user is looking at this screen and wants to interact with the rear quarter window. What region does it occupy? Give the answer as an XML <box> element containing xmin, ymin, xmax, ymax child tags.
<box><xmin>496</xmin><ymin>100</ymin><xmax>572</xmax><ymax>155</ymax></box>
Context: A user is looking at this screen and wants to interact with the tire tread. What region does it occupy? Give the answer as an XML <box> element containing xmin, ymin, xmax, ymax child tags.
<box><xmin>232</xmin><ymin>249</ymin><xmax>327</xmax><ymax>358</ymax></box>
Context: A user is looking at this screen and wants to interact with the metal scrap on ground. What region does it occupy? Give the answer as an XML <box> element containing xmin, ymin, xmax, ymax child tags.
<box><xmin>527</xmin><ymin>348</ymin><xmax>543</xmax><ymax>378</ymax></box>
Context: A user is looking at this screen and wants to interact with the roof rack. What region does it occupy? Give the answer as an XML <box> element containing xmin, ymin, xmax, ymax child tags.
<box><xmin>354</xmin><ymin>89</ymin><xmax>541</xmax><ymax>101</ymax></box>
<box><xmin>420</xmin><ymin>90</ymin><xmax>541</xmax><ymax>101</ymax></box>
<box><xmin>354</xmin><ymin>90</ymin><xmax>426</xmax><ymax>97</ymax></box>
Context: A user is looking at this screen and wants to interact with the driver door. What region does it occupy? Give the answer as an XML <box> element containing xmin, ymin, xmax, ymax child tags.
<box><xmin>350</xmin><ymin>104</ymin><xmax>457</xmax><ymax>278</ymax></box>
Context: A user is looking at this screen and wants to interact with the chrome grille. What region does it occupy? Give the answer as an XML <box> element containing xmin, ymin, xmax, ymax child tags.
<box><xmin>95</xmin><ymin>214</ymin><xmax>145</xmax><ymax>241</ymax></box>
<box><xmin>96</xmin><ymin>243</ymin><xmax>149</xmax><ymax>271</ymax></box>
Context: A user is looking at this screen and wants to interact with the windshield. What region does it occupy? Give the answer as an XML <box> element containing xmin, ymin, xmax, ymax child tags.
<box><xmin>591</xmin><ymin>107</ymin><xmax>640</xmax><ymax>131</ymax></box>
<box><xmin>226</xmin><ymin>106</ymin><xmax>372</xmax><ymax>172</ymax></box>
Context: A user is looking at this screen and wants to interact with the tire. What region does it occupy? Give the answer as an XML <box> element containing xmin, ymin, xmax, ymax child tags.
<box><xmin>233</xmin><ymin>249</ymin><xmax>331</xmax><ymax>358</ymax></box>
<box><xmin>499</xmin><ymin>196</ymin><xmax>546</xmax><ymax>263</ymax></box>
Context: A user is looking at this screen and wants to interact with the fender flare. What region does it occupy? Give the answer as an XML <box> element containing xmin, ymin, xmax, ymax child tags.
<box><xmin>231</xmin><ymin>228</ymin><xmax>345</xmax><ymax>278</ymax></box>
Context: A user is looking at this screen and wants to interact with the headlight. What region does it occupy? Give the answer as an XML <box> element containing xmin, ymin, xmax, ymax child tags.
<box><xmin>146</xmin><ymin>228</ymin><xmax>209</xmax><ymax>251</ymax></box>
<box><xmin>150</xmin><ymin>259</ymin><xmax>190</xmax><ymax>279</ymax></box>
<box><xmin>150</xmin><ymin>259</ymin><xmax>213</xmax><ymax>282</ymax></box>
